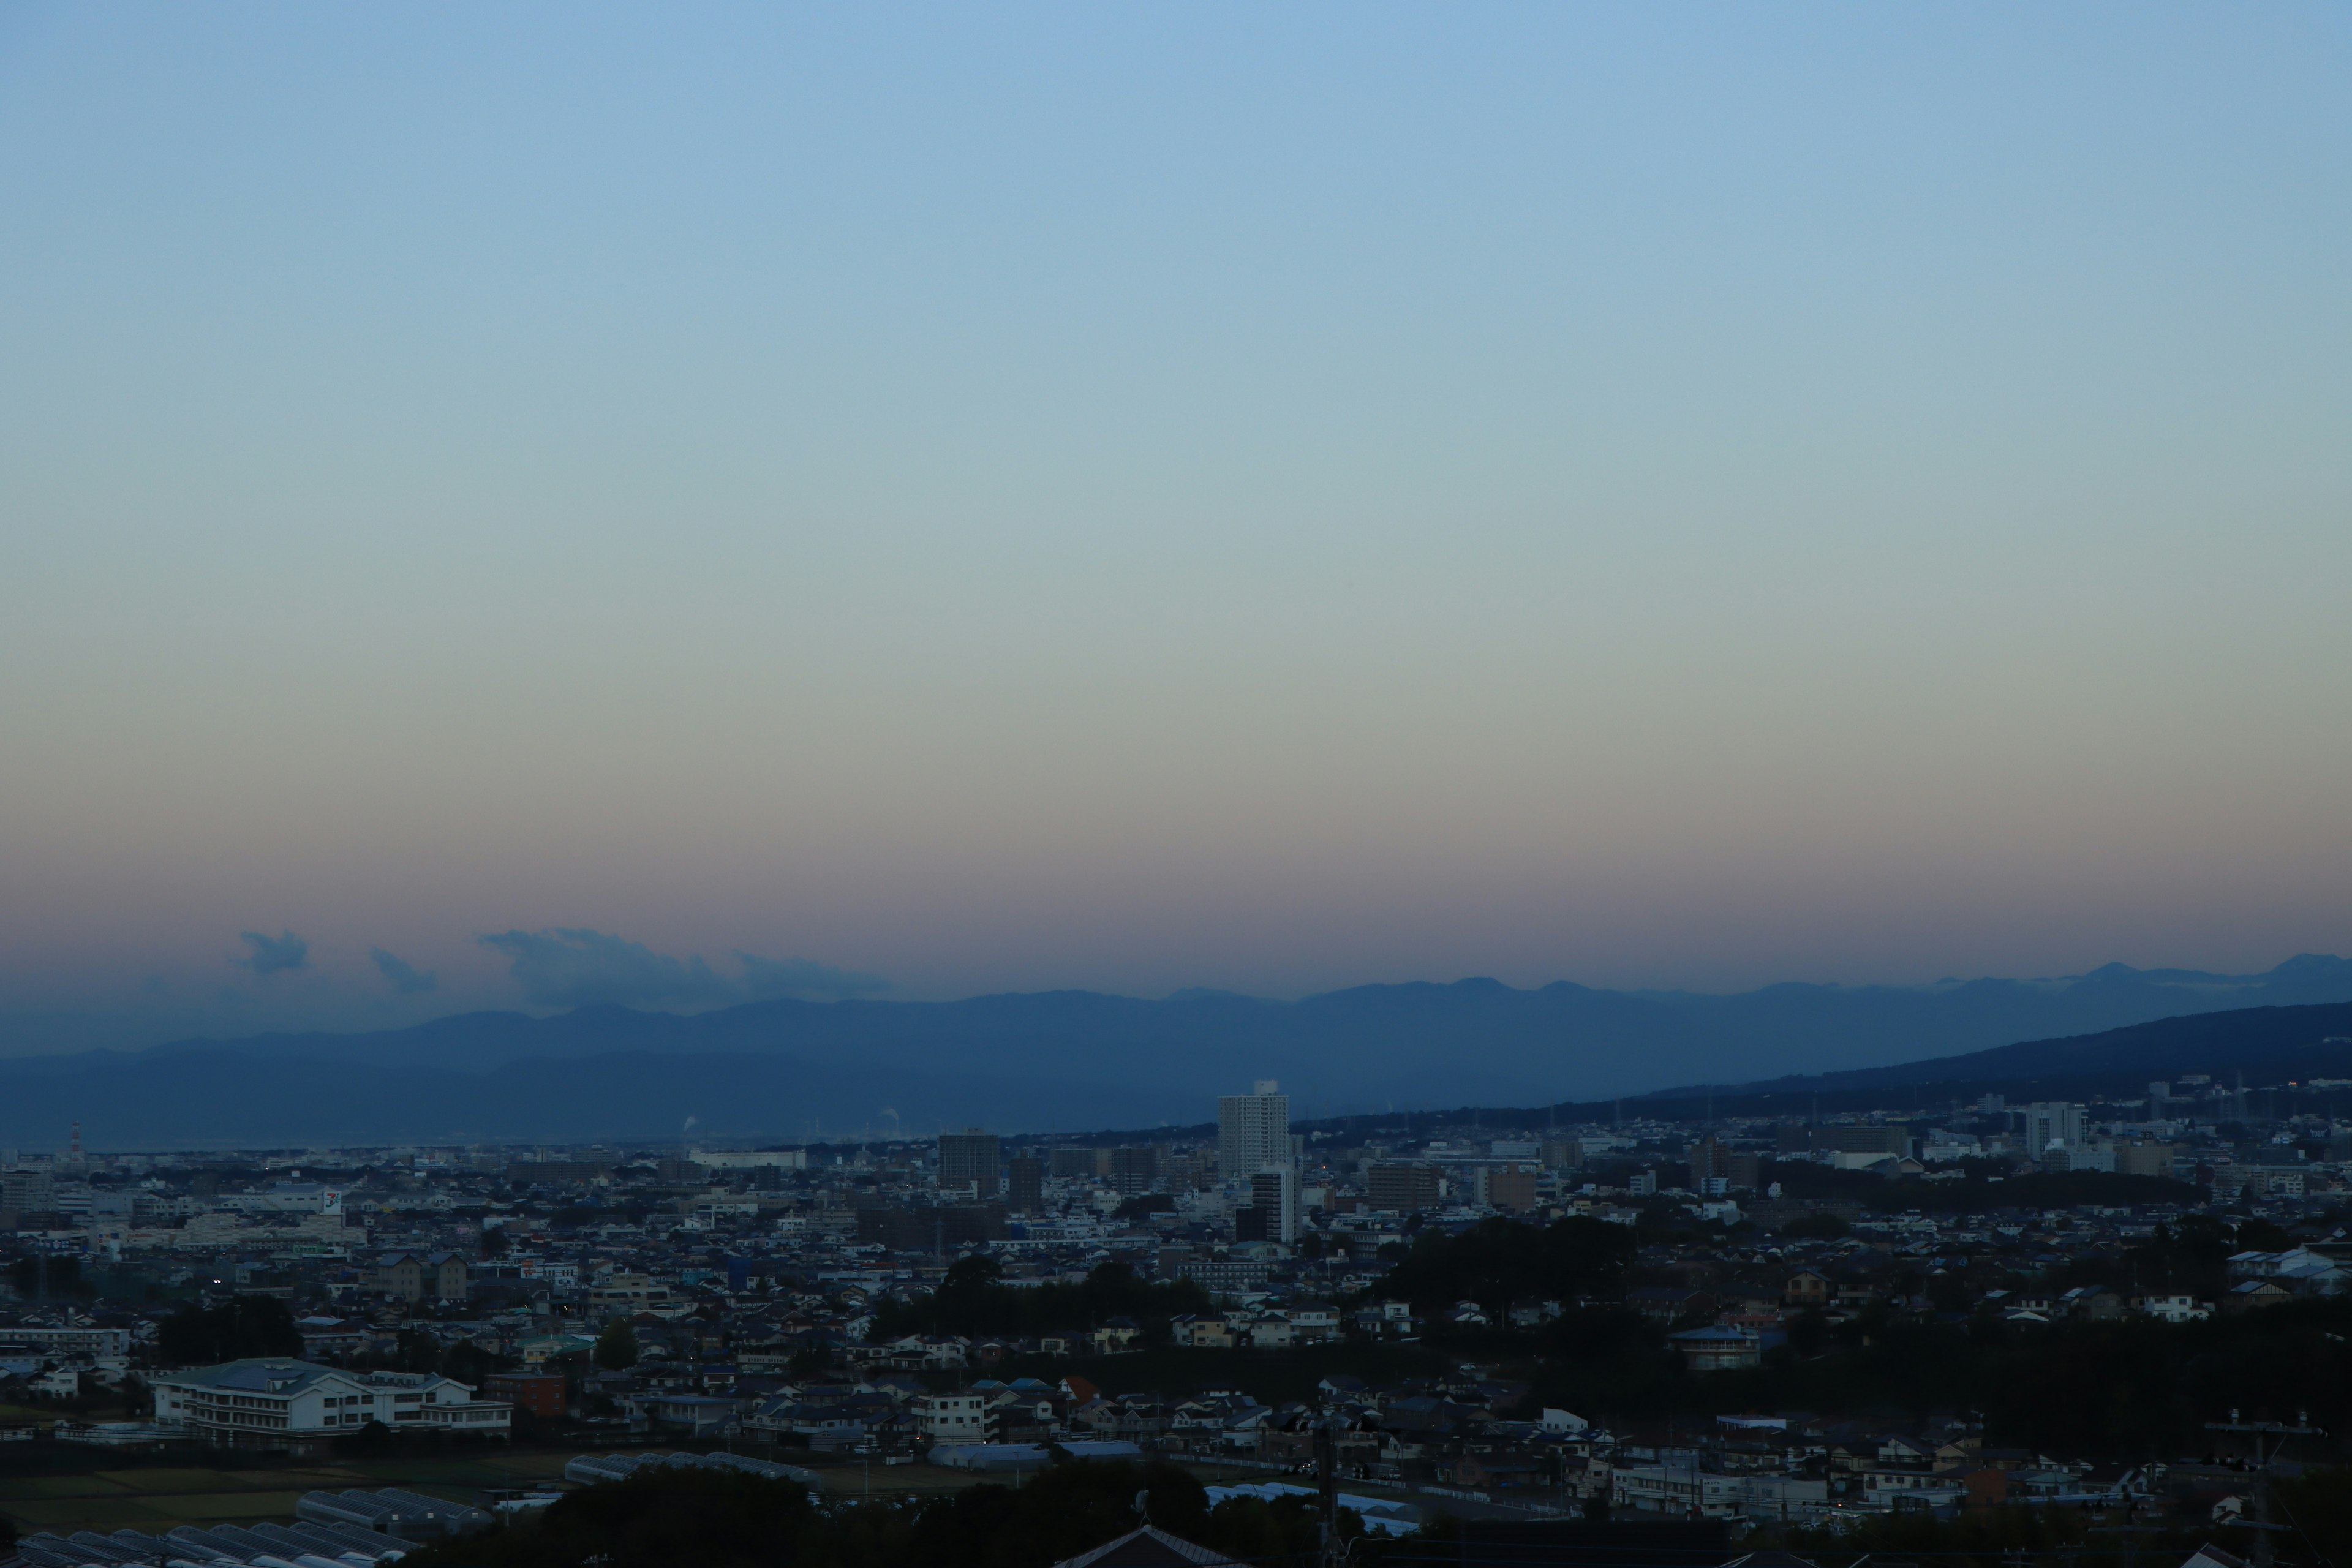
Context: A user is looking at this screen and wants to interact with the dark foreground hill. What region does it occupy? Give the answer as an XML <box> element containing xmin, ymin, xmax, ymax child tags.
<box><xmin>4</xmin><ymin>956</ymin><xmax>2350</xmax><ymax>1147</ymax></box>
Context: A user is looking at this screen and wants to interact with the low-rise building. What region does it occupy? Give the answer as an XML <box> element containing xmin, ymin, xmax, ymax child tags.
<box><xmin>151</xmin><ymin>1359</ymin><xmax>510</xmax><ymax>1451</ymax></box>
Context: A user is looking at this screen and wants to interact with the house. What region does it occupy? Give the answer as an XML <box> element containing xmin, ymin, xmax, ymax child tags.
<box><xmin>1093</xmin><ymin>1317</ymin><xmax>1143</xmax><ymax>1354</ymax></box>
<box><xmin>1173</xmin><ymin>1314</ymin><xmax>1233</xmax><ymax>1349</ymax></box>
<box><xmin>2225</xmin><ymin>1281</ymin><xmax>2293</xmax><ymax>1313</ymax></box>
<box><xmin>1238</xmin><ymin>1315</ymin><xmax>1295</xmax><ymax>1349</ymax></box>
<box><xmin>1048</xmin><ymin>1524</ymin><xmax>1243</xmax><ymax>1568</ymax></box>
<box><xmin>1784</xmin><ymin>1272</ymin><xmax>1832</xmax><ymax>1308</ymax></box>
<box><xmin>151</xmin><ymin>1359</ymin><xmax>510</xmax><ymax>1453</ymax></box>
<box><xmin>2184</xmin><ymin>1544</ymin><xmax>2252</xmax><ymax>1568</ymax></box>
<box><xmin>1627</xmin><ymin>1287</ymin><xmax>1716</xmax><ymax>1324</ymax></box>
<box><xmin>2138</xmin><ymin>1294</ymin><xmax>2211</xmax><ymax>1322</ymax></box>
<box><xmin>2059</xmin><ymin>1286</ymin><xmax>2125</xmax><ymax>1321</ymax></box>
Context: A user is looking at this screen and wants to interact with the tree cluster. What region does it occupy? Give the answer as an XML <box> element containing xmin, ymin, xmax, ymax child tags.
<box><xmin>394</xmin><ymin>1457</ymin><xmax>1347</xmax><ymax>1568</ymax></box>
<box><xmin>156</xmin><ymin>1294</ymin><xmax>303</xmax><ymax>1365</ymax></box>
<box><xmin>872</xmin><ymin>1259</ymin><xmax>1210</xmax><ymax>1341</ymax></box>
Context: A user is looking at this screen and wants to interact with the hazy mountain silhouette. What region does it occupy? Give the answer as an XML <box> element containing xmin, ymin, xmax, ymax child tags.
<box><xmin>4</xmin><ymin>955</ymin><xmax>2348</xmax><ymax>1147</ymax></box>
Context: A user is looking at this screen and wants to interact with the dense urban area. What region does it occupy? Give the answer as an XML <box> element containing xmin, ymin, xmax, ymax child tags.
<box><xmin>9</xmin><ymin>1071</ymin><xmax>2352</xmax><ymax>1568</ymax></box>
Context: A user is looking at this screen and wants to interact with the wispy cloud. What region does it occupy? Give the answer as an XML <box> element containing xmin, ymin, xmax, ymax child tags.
<box><xmin>237</xmin><ymin>930</ymin><xmax>309</xmax><ymax>976</ymax></box>
<box><xmin>370</xmin><ymin>948</ymin><xmax>439</xmax><ymax>995</ymax></box>
<box><xmin>478</xmin><ymin>928</ymin><xmax>888</xmax><ymax>1010</ymax></box>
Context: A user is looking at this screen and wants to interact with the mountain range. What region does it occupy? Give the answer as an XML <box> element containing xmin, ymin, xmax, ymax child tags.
<box><xmin>4</xmin><ymin>955</ymin><xmax>2351</xmax><ymax>1148</ymax></box>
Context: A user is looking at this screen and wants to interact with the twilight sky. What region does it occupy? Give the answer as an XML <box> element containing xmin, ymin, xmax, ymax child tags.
<box><xmin>3</xmin><ymin>4</ymin><xmax>2350</xmax><ymax>1054</ymax></box>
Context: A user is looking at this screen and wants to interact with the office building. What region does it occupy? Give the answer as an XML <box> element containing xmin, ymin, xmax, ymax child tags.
<box><xmin>1</xmin><ymin>1167</ymin><xmax>56</xmax><ymax>1214</ymax></box>
<box><xmin>1366</xmin><ymin>1162</ymin><xmax>1439</xmax><ymax>1213</ymax></box>
<box><xmin>1219</xmin><ymin>1082</ymin><xmax>1290</xmax><ymax>1182</ymax></box>
<box><xmin>1476</xmin><ymin>1162</ymin><xmax>1540</xmax><ymax>1213</ymax></box>
<box><xmin>937</xmin><ymin>1131</ymin><xmax>1001</xmax><ymax>1194</ymax></box>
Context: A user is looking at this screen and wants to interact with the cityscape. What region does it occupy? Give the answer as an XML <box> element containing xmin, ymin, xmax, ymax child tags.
<box><xmin>10</xmin><ymin>1026</ymin><xmax>2352</xmax><ymax>1566</ymax></box>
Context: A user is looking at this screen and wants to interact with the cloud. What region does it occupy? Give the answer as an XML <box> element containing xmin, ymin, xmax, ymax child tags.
<box><xmin>477</xmin><ymin>927</ymin><xmax>889</xmax><ymax>1011</ymax></box>
<box><xmin>238</xmin><ymin>930</ymin><xmax>309</xmax><ymax>976</ymax></box>
<box><xmin>478</xmin><ymin>928</ymin><xmax>737</xmax><ymax>1009</ymax></box>
<box><xmin>736</xmin><ymin>952</ymin><xmax>890</xmax><ymax>1000</ymax></box>
<box><xmin>370</xmin><ymin>948</ymin><xmax>439</xmax><ymax>995</ymax></box>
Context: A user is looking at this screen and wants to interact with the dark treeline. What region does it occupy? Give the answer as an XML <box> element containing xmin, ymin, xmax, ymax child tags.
<box><xmin>396</xmin><ymin>1458</ymin><xmax>1340</xmax><ymax>1568</ymax></box>
<box><xmin>1755</xmin><ymin>1156</ymin><xmax>2206</xmax><ymax>1213</ymax></box>
<box><xmin>872</xmin><ymin>1258</ymin><xmax>1212</xmax><ymax>1341</ymax></box>
<box><xmin>156</xmin><ymin>1295</ymin><xmax>302</xmax><ymax>1365</ymax></box>
<box><xmin>1373</xmin><ymin>1215</ymin><xmax>1634</xmax><ymax>1314</ymax></box>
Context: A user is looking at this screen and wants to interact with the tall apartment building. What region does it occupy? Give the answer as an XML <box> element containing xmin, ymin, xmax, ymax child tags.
<box><xmin>1248</xmin><ymin>1166</ymin><xmax>1300</xmax><ymax>1244</ymax></box>
<box><xmin>1006</xmin><ymin>1156</ymin><xmax>1044</xmax><ymax>1213</ymax></box>
<box><xmin>1108</xmin><ymin>1145</ymin><xmax>1160</xmax><ymax>1195</ymax></box>
<box><xmin>1219</xmin><ymin>1082</ymin><xmax>1290</xmax><ymax>1182</ymax></box>
<box><xmin>937</xmin><ymin>1131</ymin><xmax>1002</xmax><ymax>1194</ymax></box>
<box><xmin>1686</xmin><ymin>1137</ymin><xmax>1731</xmax><ymax>1184</ymax></box>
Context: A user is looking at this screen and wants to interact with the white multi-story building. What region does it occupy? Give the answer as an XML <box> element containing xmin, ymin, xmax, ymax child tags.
<box><xmin>0</xmin><ymin>1325</ymin><xmax>132</xmax><ymax>1357</ymax></box>
<box><xmin>151</xmin><ymin>1359</ymin><xmax>510</xmax><ymax>1451</ymax></box>
<box><xmin>1612</xmin><ymin>1465</ymin><xmax>1744</xmax><ymax>1518</ymax></box>
<box><xmin>1219</xmin><ymin>1082</ymin><xmax>1290</xmax><ymax>1183</ymax></box>
<box><xmin>914</xmin><ymin>1392</ymin><xmax>989</xmax><ymax>1446</ymax></box>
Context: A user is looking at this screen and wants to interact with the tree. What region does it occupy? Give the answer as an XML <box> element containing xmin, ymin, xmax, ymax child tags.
<box><xmin>158</xmin><ymin>1295</ymin><xmax>302</xmax><ymax>1365</ymax></box>
<box><xmin>594</xmin><ymin>1318</ymin><xmax>639</xmax><ymax>1371</ymax></box>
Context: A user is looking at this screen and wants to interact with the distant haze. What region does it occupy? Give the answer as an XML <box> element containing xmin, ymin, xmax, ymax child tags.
<box><xmin>6</xmin><ymin>959</ymin><xmax>2351</xmax><ymax>1149</ymax></box>
<box><xmin>2</xmin><ymin>6</ymin><xmax>2348</xmax><ymax>1051</ymax></box>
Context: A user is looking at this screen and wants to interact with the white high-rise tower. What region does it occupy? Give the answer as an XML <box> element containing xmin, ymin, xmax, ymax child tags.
<box><xmin>1219</xmin><ymin>1080</ymin><xmax>1290</xmax><ymax>1181</ymax></box>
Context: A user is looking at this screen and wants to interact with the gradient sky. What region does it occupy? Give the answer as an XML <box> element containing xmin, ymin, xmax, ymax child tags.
<box><xmin>4</xmin><ymin>4</ymin><xmax>2350</xmax><ymax>1053</ymax></box>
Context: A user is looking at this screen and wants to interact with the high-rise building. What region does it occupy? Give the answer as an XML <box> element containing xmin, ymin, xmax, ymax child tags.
<box><xmin>1686</xmin><ymin>1137</ymin><xmax>1731</xmax><ymax>1184</ymax></box>
<box><xmin>1219</xmin><ymin>1082</ymin><xmax>1289</xmax><ymax>1182</ymax></box>
<box><xmin>2022</xmin><ymin>1103</ymin><xmax>2086</xmax><ymax>1157</ymax></box>
<box><xmin>1047</xmin><ymin>1147</ymin><xmax>1101</xmax><ymax>1180</ymax></box>
<box><xmin>1108</xmin><ymin>1145</ymin><xmax>1160</xmax><ymax>1195</ymax></box>
<box><xmin>937</xmin><ymin>1131</ymin><xmax>1001</xmax><ymax>1194</ymax></box>
<box><xmin>1249</xmin><ymin>1166</ymin><xmax>1300</xmax><ymax>1243</ymax></box>
<box><xmin>1006</xmin><ymin>1156</ymin><xmax>1044</xmax><ymax>1213</ymax></box>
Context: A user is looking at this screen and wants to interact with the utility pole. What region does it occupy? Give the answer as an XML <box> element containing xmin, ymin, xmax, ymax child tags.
<box><xmin>1314</xmin><ymin>1415</ymin><xmax>1343</xmax><ymax>1568</ymax></box>
<box><xmin>2207</xmin><ymin>1414</ymin><xmax>2322</xmax><ymax>1568</ymax></box>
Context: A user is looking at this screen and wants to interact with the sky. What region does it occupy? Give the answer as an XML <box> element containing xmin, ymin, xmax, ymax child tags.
<box><xmin>2</xmin><ymin>4</ymin><xmax>2350</xmax><ymax>1054</ymax></box>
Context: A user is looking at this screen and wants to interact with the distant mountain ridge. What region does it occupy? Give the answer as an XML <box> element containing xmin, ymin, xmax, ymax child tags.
<box><xmin>2</xmin><ymin>955</ymin><xmax>2348</xmax><ymax>1147</ymax></box>
<box><xmin>1664</xmin><ymin>998</ymin><xmax>2352</xmax><ymax>1103</ymax></box>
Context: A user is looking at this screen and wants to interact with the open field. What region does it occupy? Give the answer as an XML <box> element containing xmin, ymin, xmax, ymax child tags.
<box><xmin>0</xmin><ymin>1447</ymin><xmax>586</xmax><ymax>1537</ymax></box>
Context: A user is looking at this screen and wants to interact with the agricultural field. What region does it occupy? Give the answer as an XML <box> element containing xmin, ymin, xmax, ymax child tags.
<box><xmin>0</xmin><ymin>1449</ymin><xmax>578</xmax><ymax>1538</ymax></box>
